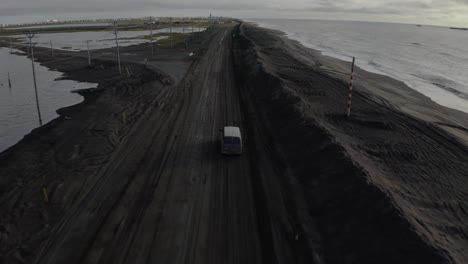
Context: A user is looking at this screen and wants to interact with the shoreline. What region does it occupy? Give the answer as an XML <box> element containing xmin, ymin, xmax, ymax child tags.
<box><xmin>249</xmin><ymin>19</ymin><xmax>468</xmax><ymax>116</ymax></box>
<box><xmin>247</xmin><ymin>22</ymin><xmax>468</xmax><ymax>145</ymax></box>
<box><xmin>0</xmin><ymin>47</ymin><xmax>154</xmax><ymax>156</ymax></box>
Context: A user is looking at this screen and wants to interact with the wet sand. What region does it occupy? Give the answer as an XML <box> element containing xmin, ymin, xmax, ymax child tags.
<box><xmin>0</xmin><ymin>22</ymin><xmax>467</xmax><ymax>264</ymax></box>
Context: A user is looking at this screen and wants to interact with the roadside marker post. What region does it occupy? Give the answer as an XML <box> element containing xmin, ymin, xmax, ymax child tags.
<box><xmin>50</xmin><ymin>40</ymin><xmax>54</xmax><ymax>57</ymax></box>
<box><xmin>8</xmin><ymin>72</ymin><xmax>11</xmax><ymax>88</ymax></box>
<box><xmin>126</xmin><ymin>67</ymin><xmax>131</xmax><ymax>77</ymax></box>
<box><xmin>347</xmin><ymin>57</ymin><xmax>355</xmax><ymax>117</ymax></box>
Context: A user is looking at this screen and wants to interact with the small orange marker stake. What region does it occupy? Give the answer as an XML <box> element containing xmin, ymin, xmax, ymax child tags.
<box><xmin>43</xmin><ymin>187</ymin><xmax>49</xmax><ymax>204</ymax></box>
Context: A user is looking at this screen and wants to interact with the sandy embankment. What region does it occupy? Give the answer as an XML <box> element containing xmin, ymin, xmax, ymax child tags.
<box><xmin>233</xmin><ymin>23</ymin><xmax>468</xmax><ymax>264</ymax></box>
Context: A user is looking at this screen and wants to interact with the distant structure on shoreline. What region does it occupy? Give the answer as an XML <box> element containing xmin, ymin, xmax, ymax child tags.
<box><xmin>449</xmin><ymin>27</ymin><xmax>468</xmax><ymax>31</ymax></box>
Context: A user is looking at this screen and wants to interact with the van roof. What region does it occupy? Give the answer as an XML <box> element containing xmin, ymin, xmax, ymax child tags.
<box><xmin>224</xmin><ymin>126</ymin><xmax>241</xmax><ymax>138</ymax></box>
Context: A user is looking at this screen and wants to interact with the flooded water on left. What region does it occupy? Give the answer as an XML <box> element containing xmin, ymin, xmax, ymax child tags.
<box><xmin>0</xmin><ymin>47</ymin><xmax>96</xmax><ymax>152</ymax></box>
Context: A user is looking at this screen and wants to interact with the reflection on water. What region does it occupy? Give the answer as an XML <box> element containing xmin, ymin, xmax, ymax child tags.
<box><xmin>11</xmin><ymin>27</ymin><xmax>206</xmax><ymax>51</ymax></box>
<box><xmin>0</xmin><ymin>48</ymin><xmax>96</xmax><ymax>152</ymax></box>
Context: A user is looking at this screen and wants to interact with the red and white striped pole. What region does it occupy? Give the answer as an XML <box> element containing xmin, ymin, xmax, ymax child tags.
<box><xmin>347</xmin><ymin>57</ymin><xmax>355</xmax><ymax>117</ymax></box>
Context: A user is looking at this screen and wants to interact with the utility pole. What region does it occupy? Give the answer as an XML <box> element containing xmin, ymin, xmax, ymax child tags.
<box><xmin>85</xmin><ymin>40</ymin><xmax>91</xmax><ymax>65</ymax></box>
<box><xmin>149</xmin><ymin>16</ymin><xmax>154</xmax><ymax>56</ymax></box>
<box><xmin>50</xmin><ymin>40</ymin><xmax>54</xmax><ymax>57</ymax></box>
<box><xmin>170</xmin><ymin>17</ymin><xmax>173</xmax><ymax>48</ymax></box>
<box><xmin>25</xmin><ymin>32</ymin><xmax>43</xmax><ymax>126</ymax></box>
<box><xmin>113</xmin><ymin>21</ymin><xmax>122</xmax><ymax>75</ymax></box>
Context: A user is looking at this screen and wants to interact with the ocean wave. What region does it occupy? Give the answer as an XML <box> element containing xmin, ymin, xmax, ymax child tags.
<box><xmin>432</xmin><ymin>83</ymin><xmax>468</xmax><ymax>100</ymax></box>
<box><xmin>412</xmin><ymin>74</ymin><xmax>468</xmax><ymax>101</ymax></box>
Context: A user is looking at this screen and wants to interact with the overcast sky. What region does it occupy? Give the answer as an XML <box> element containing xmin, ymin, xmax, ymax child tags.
<box><xmin>1</xmin><ymin>0</ymin><xmax>468</xmax><ymax>26</ymax></box>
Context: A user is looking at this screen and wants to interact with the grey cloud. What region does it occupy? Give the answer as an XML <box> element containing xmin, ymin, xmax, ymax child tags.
<box><xmin>1</xmin><ymin>0</ymin><xmax>263</xmax><ymax>15</ymax></box>
<box><xmin>449</xmin><ymin>0</ymin><xmax>468</xmax><ymax>4</ymax></box>
<box><xmin>0</xmin><ymin>0</ymin><xmax>467</xmax><ymax>26</ymax></box>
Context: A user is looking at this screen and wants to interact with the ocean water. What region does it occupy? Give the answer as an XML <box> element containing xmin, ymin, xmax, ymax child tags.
<box><xmin>248</xmin><ymin>19</ymin><xmax>468</xmax><ymax>114</ymax></box>
<box><xmin>0</xmin><ymin>48</ymin><xmax>96</xmax><ymax>152</ymax></box>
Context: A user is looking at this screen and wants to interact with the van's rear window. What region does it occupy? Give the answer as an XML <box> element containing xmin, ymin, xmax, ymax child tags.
<box><xmin>224</xmin><ymin>137</ymin><xmax>241</xmax><ymax>145</ymax></box>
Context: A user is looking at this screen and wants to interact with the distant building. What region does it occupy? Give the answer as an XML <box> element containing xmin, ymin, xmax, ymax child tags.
<box><xmin>208</xmin><ymin>13</ymin><xmax>217</xmax><ymax>23</ymax></box>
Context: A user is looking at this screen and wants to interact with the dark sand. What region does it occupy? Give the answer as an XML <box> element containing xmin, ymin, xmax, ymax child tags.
<box><xmin>0</xmin><ymin>22</ymin><xmax>467</xmax><ymax>264</ymax></box>
<box><xmin>234</xmin><ymin>23</ymin><xmax>468</xmax><ymax>264</ymax></box>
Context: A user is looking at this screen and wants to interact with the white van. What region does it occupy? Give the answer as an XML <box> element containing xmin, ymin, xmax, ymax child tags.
<box><xmin>221</xmin><ymin>126</ymin><xmax>242</xmax><ymax>155</ymax></box>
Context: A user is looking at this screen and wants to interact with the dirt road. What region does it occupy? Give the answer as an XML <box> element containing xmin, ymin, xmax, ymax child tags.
<box><xmin>0</xmin><ymin>22</ymin><xmax>306</xmax><ymax>263</ymax></box>
<box><xmin>22</xmin><ymin>24</ymin><xmax>264</xmax><ymax>264</ymax></box>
